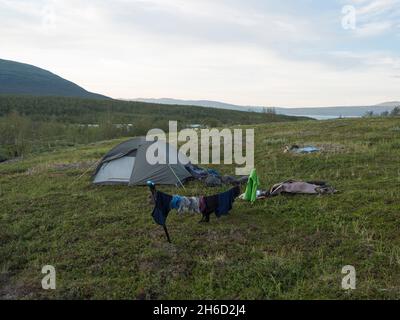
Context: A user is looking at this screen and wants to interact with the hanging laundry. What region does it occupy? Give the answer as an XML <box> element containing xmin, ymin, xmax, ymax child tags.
<box><xmin>177</xmin><ymin>196</ymin><xmax>201</xmax><ymax>214</ymax></box>
<box><xmin>202</xmin><ymin>194</ymin><xmax>219</xmax><ymax>220</ymax></box>
<box><xmin>170</xmin><ymin>195</ymin><xmax>182</xmax><ymax>210</ymax></box>
<box><xmin>150</xmin><ymin>186</ymin><xmax>241</xmax><ymax>226</ymax></box>
<box><xmin>215</xmin><ymin>186</ymin><xmax>241</xmax><ymax>217</ymax></box>
<box><xmin>177</xmin><ymin>197</ymin><xmax>189</xmax><ymax>214</ymax></box>
<box><xmin>151</xmin><ymin>191</ymin><xmax>173</xmax><ymax>226</ymax></box>
<box><xmin>189</xmin><ymin>197</ymin><xmax>201</xmax><ymax>214</ymax></box>
<box><xmin>199</xmin><ymin>194</ymin><xmax>218</xmax><ymax>223</ymax></box>
<box><xmin>244</xmin><ymin>168</ymin><xmax>260</xmax><ymax>203</ymax></box>
<box><xmin>200</xmin><ymin>186</ymin><xmax>240</xmax><ymax>222</ymax></box>
<box><xmin>199</xmin><ymin>196</ymin><xmax>207</xmax><ymax>213</ymax></box>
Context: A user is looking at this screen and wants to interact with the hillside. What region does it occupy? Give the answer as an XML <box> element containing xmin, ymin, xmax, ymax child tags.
<box><xmin>0</xmin><ymin>59</ymin><xmax>108</xmax><ymax>99</ymax></box>
<box><xmin>1</xmin><ymin>117</ymin><xmax>399</xmax><ymax>299</ymax></box>
<box><xmin>0</xmin><ymin>95</ymin><xmax>310</xmax><ymax>161</ymax></box>
<box><xmin>0</xmin><ymin>95</ymin><xmax>309</xmax><ymax>125</ymax></box>
<box><xmin>0</xmin><ymin>95</ymin><xmax>306</xmax><ymax>125</ymax></box>
<box><xmin>134</xmin><ymin>98</ymin><xmax>252</xmax><ymax>112</ymax></box>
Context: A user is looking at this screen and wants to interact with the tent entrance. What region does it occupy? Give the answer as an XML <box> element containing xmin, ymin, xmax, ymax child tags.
<box><xmin>93</xmin><ymin>156</ymin><xmax>136</xmax><ymax>184</ymax></box>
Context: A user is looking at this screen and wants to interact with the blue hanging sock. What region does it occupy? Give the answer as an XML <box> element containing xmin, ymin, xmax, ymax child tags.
<box><xmin>170</xmin><ymin>195</ymin><xmax>182</xmax><ymax>210</ymax></box>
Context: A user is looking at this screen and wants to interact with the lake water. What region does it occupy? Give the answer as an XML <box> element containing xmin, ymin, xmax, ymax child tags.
<box><xmin>290</xmin><ymin>115</ymin><xmax>362</xmax><ymax>120</ymax></box>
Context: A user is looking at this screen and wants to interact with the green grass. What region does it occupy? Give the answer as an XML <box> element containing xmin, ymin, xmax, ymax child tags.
<box><xmin>1</xmin><ymin>117</ymin><xmax>400</xmax><ymax>299</ymax></box>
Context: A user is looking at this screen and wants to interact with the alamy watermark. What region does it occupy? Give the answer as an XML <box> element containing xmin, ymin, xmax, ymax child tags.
<box><xmin>145</xmin><ymin>121</ymin><xmax>254</xmax><ymax>175</ymax></box>
<box><xmin>41</xmin><ymin>265</ymin><xmax>56</xmax><ymax>290</ymax></box>
<box><xmin>342</xmin><ymin>5</ymin><xmax>357</xmax><ymax>30</ymax></box>
<box><xmin>342</xmin><ymin>265</ymin><xmax>356</xmax><ymax>290</ymax></box>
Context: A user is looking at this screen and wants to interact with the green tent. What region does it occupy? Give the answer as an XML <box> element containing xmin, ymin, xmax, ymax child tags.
<box><xmin>93</xmin><ymin>137</ymin><xmax>192</xmax><ymax>186</ymax></box>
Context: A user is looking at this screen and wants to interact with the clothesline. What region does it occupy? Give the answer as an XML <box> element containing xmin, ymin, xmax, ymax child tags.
<box><xmin>147</xmin><ymin>169</ymin><xmax>337</xmax><ymax>243</ymax></box>
<box><xmin>148</xmin><ymin>181</ymin><xmax>241</xmax><ymax>242</ymax></box>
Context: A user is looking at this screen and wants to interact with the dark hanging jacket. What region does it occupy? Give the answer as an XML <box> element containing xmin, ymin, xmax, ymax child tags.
<box><xmin>203</xmin><ymin>194</ymin><xmax>219</xmax><ymax>215</ymax></box>
<box><xmin>152</xmin><ymin>191</ymin><xmax>173</xmax><ymax>226</ymax></box>
<box><xmin>215</xmin><ymin>186</ymin><xmax>241</xmax><ymax>217</ymax></box>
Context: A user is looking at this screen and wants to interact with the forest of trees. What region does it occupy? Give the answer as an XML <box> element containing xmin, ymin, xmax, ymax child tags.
<box><xmin>0</xmin><ymin>95</ymin><xmax>306</xmax><ymax>161</ymax></box>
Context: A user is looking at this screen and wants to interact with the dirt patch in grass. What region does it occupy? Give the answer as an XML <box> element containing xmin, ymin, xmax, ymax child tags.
<box><xmin>0</xmin><ymin>157</ymin><xmax>24</xmax><ymax>165</ymax></box>
<box><xmin>51</xmin><ymin>161</ymin><xmax>98</xmax><ymax>171</ymax></box>
<box><xmin>24</xmin><ymin>161</ymin><xmax>98</xmax><ymax>175</ymax></box>
<box><xmin>0</xmin><ymin>275</ymin><xmax>40</xmax><ymax>300</ymax></box>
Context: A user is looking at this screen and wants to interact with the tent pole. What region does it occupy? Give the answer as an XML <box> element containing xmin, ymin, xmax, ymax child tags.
<box><xmin>69</xmin><ymin>159</ymin><xmax>101</xmax><ymax>188</ymax></box>
<box><xmin>168</xmin><ymin>164</ymin><xmax>186</xmax><ymax>189</ymax></box>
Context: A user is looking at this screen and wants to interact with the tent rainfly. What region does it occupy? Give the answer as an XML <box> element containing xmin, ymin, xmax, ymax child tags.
<box><xmin>93</xmin><ymin>137</ymin><xmax>192</xmax><ymax>186</ymax></box>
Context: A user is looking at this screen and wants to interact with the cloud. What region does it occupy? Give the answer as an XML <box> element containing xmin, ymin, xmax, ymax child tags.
<box><xmin>346</xmin><ymin>0</ymin><xmax>400</xmax><ymax>36</ymax></box>
<box><xmin>356</xmin><ymin>0</ymin><xmax>398</xmax><ymax>18</ymax></box>
<box><xmin>355</xmin><ymin>21</ymin><xmax>393</xmax><ymax>36</ymax></box>
<box><xmin>0</xmin><ymin>0</ymin><xmax>399</xmax><ymax>106</ymax></box>
<box><xmin>329</xmin><ymin>50</ymin><xmax>400</xmax><ymax>71</ymax></box>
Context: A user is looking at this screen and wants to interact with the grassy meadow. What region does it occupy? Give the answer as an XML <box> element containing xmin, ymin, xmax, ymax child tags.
<box><xmin>1</xmin><ymin>117</ymin><xmax>400</xmax><ymax>299</ymax></box>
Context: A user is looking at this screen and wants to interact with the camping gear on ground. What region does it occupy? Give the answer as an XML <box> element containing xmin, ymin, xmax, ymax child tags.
<box><xmin>268</xmin><ymin>180</ymin><xmax>336</xmax><ymax>196</ymax></box>
<box><xmin>239</xmin><ymin>189</ymin><xmax>269</xmax><ymax>201</ymax></box>
<box><xmin>204</xmin><ymin>174</ymin><xmax>249</xmax><ymax>187</ymax></box>
<box><xmin>221</xmin><ymin>175</ymin><xmax>249</xmax><ymax>186</ymax></box>
<box><xmin>93</xmin><ymin>137</ymin><xmax>192</xmax><ymax>186</ymax></box>
<box><xmin>185</xmin><ymin>163</ymin><xmax>246</xmax><ymax>187</ymax></box>
<box><xmin>205</xmin><ymin>175</ymin><xmax>222</xmax><ymax>187</ymax></box>
<box><xmin>148</xmin><ymin>182</ymin><xmax>241</xmax><ymax>241</ymax></box>
<box><xmin>184</xmin><ymin>163</ymin><xmax>209</xmax><ymax>179</ymax></box>
<box><xmin>284</xmin><ymin>145</ymin><xmax>320</xmax><ymax>154</ymax></box>
<box><xmin>185</xmin><ymin>163</ymin><xmax>220</xmax><ymax>179</ymax></box>
<box><xmin>295</xmin><ymin>146</ymin><xmax>320</xmax><ymax>154</ymax></box>
<box><xmin>243</xmin><ymin>168</ymin><xmax>260</xmax><ymax>203</ymax></box>
<box><xmin>256</xmin><ymin>190</ymin><xmax>269</xmax><ymax>199</ymax></box>
<box><xmin>207</xmin><ymin>169</ymin><xmax>220</xmax><ymax>176</ymax></box>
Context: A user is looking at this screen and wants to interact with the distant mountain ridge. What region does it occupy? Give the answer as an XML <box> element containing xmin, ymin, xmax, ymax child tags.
<box><xmin>134</xmin><ymin>98</ymin><xmax>258</xmax><ymax>112</ymax></box>
<box><xmin>0</xmin><ymin>59</ymin><xmax>108</xmax><ymax>99</ymax></box>
<box><xmin>374</xmin><ymin>101</ymin><xmax>400</xmax><ymax>107</ymax></box>
<box><xmin>134</xmin><ymin>98</ymin><xmax>400</xmax><ymax>118</ymax></box>
<box><xmin>2</xmin><ymin>57</ymin><xmax>396</xmax><ymax>115</ymax></box>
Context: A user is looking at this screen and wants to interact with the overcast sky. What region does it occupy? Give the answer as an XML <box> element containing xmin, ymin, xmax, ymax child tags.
<box><xmin>1</xmin><ymin>0</ymin><xmax>399</xmax><ymax>107</ymax></box>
